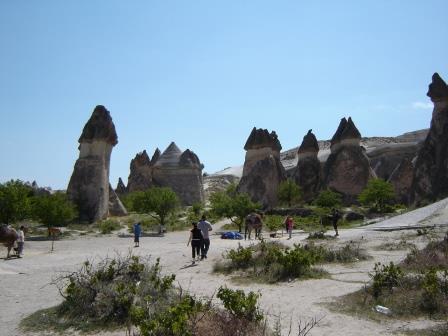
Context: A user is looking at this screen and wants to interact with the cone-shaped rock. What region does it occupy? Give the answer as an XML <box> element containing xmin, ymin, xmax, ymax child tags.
<box><xmin>115</xmin><ymin>177</ymin><xmax>127</xmax><ymax>195</ymax></box>
<box><xmin>151</xmin><ymin>148</ymin><xmax>161</xmax><ymax>165</ymax></box>
<box><xmin>109</xmin><ymin>184</ymin><xmax>128</xmax><ymax>216</ymax></box>
<box><xmin>67</xmin><ymin>105</ymin><xmax>124</xmax><ymax>222</ymax></box>
<box><xmin>127</xmin><ymin>150</ymin><xmax>153</xmax><ymax>193</ymax></box>
<box><xmin>238</xmin><ymin>127</ymin><xmax>286</xmax><ymax>208</ymax></box>
<box><xmin>152</xmin><ymin>143</ymin><xmax>204</xmax><ymax>204</ymax></box>
<box><xmin>412</xmin><ymin>73</ymin><xmax>448</xmax><ymax>203</ymax></box>
<box><xmin>294</xmin><ymin>130</ymin><xmax>321</xmax><ymax>202</ymax></box>
<box><xmin>323</xmin><ymin>117</ymin><xmax>375</xmax><ymax>204</ymax></box>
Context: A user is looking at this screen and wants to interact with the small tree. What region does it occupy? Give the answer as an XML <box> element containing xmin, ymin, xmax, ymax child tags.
<box><xmin>358</xmin><ymin>178</ymin><xmax>395</xmax><ymax>213</ymax></box>
<box><xmin>210</xmin><ymin>184</ymin><xmax>260</xmax><ymax>232</ymax></box>
<box><xmin>32</xmin><ymin>192</ymin><xmax>77</xmax><ymax>227</ymax></box>
<box><xmin>277</xmin><ymin>179</ymin><xmax>302</xmax><ymax>207</ymax></box>
<box><xmin>314</xmin><ymin>189</ymin><xmax>342</xmax><ymax>209</ymax></box>
<box><xmin>133</xmin><ymin>187</ymin><xmax>179</xmax><ymax>232</ymax></box>
<box><xmin>0</xmin><ymin>180</ymin><xmax>33</xmax><ymax>224</ymax></box>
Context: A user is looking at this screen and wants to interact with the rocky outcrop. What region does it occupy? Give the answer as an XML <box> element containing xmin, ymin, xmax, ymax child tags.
<box><xmin>150</xmin><ymin>148</ymin><xmax>161</xmax><ymax>165</ymax></box>
<box><xmin>108</xmin><ymin>184</ymin><xmax>128</xmax><ymax>216</ymax></box>
<box><xmin>293</xmin><ymin>130</ymin><xmax>321</xmax><ymax>202</ymax></box>
<box><xmin>412</xmin><ymin>73</ymin><xmax>448</xmax><ymax>203</ymax></box>
<box><xmin>323</xmin><ymin>117</ymin><xmax>376</xmax><ymax>204</ymax></box>
<box><xmin>238</xmin><ymin>127</ymin><xmax>286</xmax><ymax>208</ymax></box>
<box><xmin>115</xmin><ymin>178</ymin><xmax>127</xmax><ymax>195</ymax></box>
<box><xmin>67</xmin><ymin>105</ymin><xmax>125</xmax><ymax>222</ymax></box>
<box><xmin>152</xmin><ymin>142</ymin><xmax>204</xmax><ymax>205</ymax></box>
<box><xmin>388</xmin><ymin>158</ymin><xmax>414</xmax><ymax>204</ymax></box>
<box><xmin>127</xmin><ymin>150</ymin><xmax>153</xmax><ymax>192</ymax></box>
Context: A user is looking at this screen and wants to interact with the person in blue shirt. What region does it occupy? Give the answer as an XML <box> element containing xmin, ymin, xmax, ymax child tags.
<box><xmin>133</xmin><ymin>222</ymin><xmax>142</xmax><ymax>247</ymax></box>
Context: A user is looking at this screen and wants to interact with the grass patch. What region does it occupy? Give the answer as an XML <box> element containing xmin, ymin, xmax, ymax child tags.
<box><xmin>98</xmin><ymin>218</ymin><xmax>122</xmax><ymax>234</ymax></box>
<box><xmin>375</xmin><ymin>238</ymin><xmax>416</xmax><ymax>251</ymax></box>
<box><xmin>404</xmin><ymin>324</ymin><xmax>448</xmax><ymax>336</ymax></box>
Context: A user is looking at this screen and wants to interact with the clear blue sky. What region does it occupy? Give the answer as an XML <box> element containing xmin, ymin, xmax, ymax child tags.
<box><xmin>0</xmin><ymin>1</ymin><xmax>447</xmax><ymax>190</ymax></box>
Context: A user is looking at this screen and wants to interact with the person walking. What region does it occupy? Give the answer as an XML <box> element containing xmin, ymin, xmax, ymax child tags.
<box><xmin>197</xmin><ymin>215</ymin><xmax>212</xmax><ymax>260</ymax></box>
<box><xmin>17</xmin><ymin>225</ymin><xmax>25</xmax><ymax>257</ymax></box>
<box><xmin>331</xmin><ymin>208</ymin><xmax>341</xmax><ymax>236</ymax></box>
<box><xmin>187</xmin><ymin>222</ymin><xmax>203</xmax><ymax>264</ymax></box>
<box><xmin>284</xmin><ymin>216</ymin><xmax>294</xmax><ymax>239</ymax></box>
<box><xmin>133</xmin><ymin>222</ymin><xmax>142</xmax><ymax>247</ymax></box>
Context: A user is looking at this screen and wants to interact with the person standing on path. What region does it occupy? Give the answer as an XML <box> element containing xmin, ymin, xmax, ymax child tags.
<box><xmin>187</xmin><ymin>222</ymin><xmax>203</xmax><ymax>264</ymax></box>
<box><xmin>17</xmin><ymin>225</ymin><xmax>25</xmax><ymax>257</ymax></box>
<box><xmin>197</xmin><ymin>215</ymin><xmax>212</xmax><ymax>260</ymax></box>
<box><xmin>133</xmin><ymin>222</ymin><xmax>142</xmax><ymax>247</ymax></box>
<box><xmin>284</xmin><ymin>216</ymin><xmax>294</xmax><ymax>239</ymax></box>
<box><xmin>331</xmin><ymin>208</ymin><xmax>341</xmax><ymax>237</ymax></box>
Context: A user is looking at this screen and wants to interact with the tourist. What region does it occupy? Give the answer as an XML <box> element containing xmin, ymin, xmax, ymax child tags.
<box><xmin>284</xmin><ymin>216</ymin><xmax>294</xmax><ymax>239</ymax></box>
<box><xmin>187</xmin><ymin>222</ymin><xmax>203</xmax><ymax>264</ymax></box>
<box><xmin>133</xmin><ymin>222</ymin><xmax>141</xmax><ymax>247</ymax></box>
<box><xmin>17</xmin><ymin>225</ymin><xmax>25</xmax><ymax>258</ymax></box>
<box><xmin>197</xmin><ymin>215</ymin><xmax>212</xmax><ymax>260</ymax></box>
<box><xmin>331</xmin><ymin>208</ymin><xmax>341</xmax><ymax>236</ymax></box>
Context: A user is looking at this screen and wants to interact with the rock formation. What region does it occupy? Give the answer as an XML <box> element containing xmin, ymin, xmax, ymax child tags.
<box><xmin>115</xmin><ymin>177</ymin><xmax>127</xmax><ymax>195</ymax></box>
<box><xmin>67</xmin><ymin>105</ymin><xmax>126</xmax><ymax>222</ymax></box>
<box><xmin>323</xmin><ymin>117</ymin><xmax>376</xmax><ymax>203</ymax></box>
<box><xmin>388</xmin><ymin>158</ymin><xmax>414</xmax><ymax>204</ymax></box>
<box><xmin>152</xmin><ymin>142</ymin><xmax>204</xmax><ymax>205</ymax></box>
<box><xmin>109</xmin><ymin>184</ymin><xmax>128</xmax><ymax>216</ymax></box>
<box><xmin>238</xmin><ymin>127</ymin><xmax>286</xmax><ymax>208</ymax></box>
<box><xmin>293</xmin><ymin>130</ymin><xmax>321</xmax><ymax>202</ymax></box>
<box><xmin>412</xmin><ymin>73</ymin><xmax>448</xmax><ymax>203</ymax></box>
<box><xmin>126</xmin><ymin>150</ymin><xmax>153</xmax><ymax>193</ymax></box>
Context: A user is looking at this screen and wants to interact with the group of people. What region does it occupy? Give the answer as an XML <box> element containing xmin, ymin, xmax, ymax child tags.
<box><xmin>187</xmin><ymin>215</ymin><xmax>212</xmax><ymax>264</ymax></box>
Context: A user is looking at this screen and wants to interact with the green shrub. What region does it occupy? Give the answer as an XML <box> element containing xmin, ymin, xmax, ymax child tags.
<box><xmin>217</xmin><ymin>287</ymin><xmax>263</xmax><ymax>323</ymax></box>
<box><xmin>98</xmin><ymin>219</ymin><xmax>121</xmax><ymax>234</ymax></box>
<box><xmin>313</xmin><ymin>190</ymin><xmax>342</xmax><ymax>208</ymax></box>
<box><xmin>227</xmin><ymin>244</ymin><xmax>253</xmax><ymax>269</ymax></box>
<box><xmin>370</xmin><ymin>262</ymin><xmax>403</xmax><ymax>299</ymax></box>
<box><xmin>264</xmin><ymin>215</ymin><xmax>284</xmax><ymax>232</ymax></box>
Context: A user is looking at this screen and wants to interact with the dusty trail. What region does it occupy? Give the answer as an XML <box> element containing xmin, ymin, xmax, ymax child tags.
<box><xmin>1</xmin><ymin>199</ymin><xmax>448</xmax><ymax>336</ymax></box>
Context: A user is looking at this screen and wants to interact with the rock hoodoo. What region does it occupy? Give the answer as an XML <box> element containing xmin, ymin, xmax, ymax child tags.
<box><xmin>115</xmin><ymin>177</ymin><xmax>127</xmax><ymax>195</ymax></box>
<box><xmin>67</xmin><ymin>105</ymin><xmax>126</xmax><ymax>222</ymax></box>
<box><xmin>238</xmin><ymin>127</ymin><xmax>286</xmax><ymax>208</ymax></box>
<box><xmin>293</xmin><ymin>129</ymin><xmax>321</xmax><ymax>202</ymax></box>
<box><xmin>126</xmin><ymin>150</ymin><xmax>153</xmax><ymax>193</ymax></box>
<box><xmin>323</xmin><ymin>117</ymin><xmax>376</xmax><ymax>203</ymax></box>
<box><xmin>412</xmin><ymin>73</ymin><xmax>448</xmax><ymax>203</ymax></box>
<box><xmin>151</xmin><ymin>142</ymin><xmax>204</xmax><ymax>205</ymax></box>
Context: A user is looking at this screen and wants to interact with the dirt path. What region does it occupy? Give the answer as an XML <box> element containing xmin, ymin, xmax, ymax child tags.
<box><xmin>1</xmin><ymin>199</ymin><xmax>448</xmax><ymax>336</ymax></box>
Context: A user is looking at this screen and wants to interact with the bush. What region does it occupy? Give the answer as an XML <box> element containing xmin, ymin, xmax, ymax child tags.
<box><xmin>370</xmin><ymin>262</ymin><xmax>404</xmax><ymax>299</ymax></box>
<box><xmin>216</xmin><ymin>287</ymin><xmax>263</xmax><ymax>323</ymax></box>
<box><xmin>264</xmin><ymin>215</ymin><xmax>284</xmax><ymax>233</ymax></box>
<box><xmin>358</xmin><ymin>178</ymin><xmax>395</xmax><ymax>213</ymax></box>
<box><xmin>313</xmin><ymin>190</ymin><xmax>342</xmax><ymax>208</ymax></box>
<box><xmin>0</xmin><ymin>179</ymin><xmax>33</xmax><ymax>224</ymax></box>
<box><xmin>277</xmin><ymin>179</ymin><xmax>302</xmax><ymax>207</ymax></box>
<box><xmin>227</xmin><ymin>244</ymin><xmax>253</xmax><ymax>269</ymax></box>
<box><xmin>32</xmin><ymin>192</ymin><xmax>77</xmax><ymax>227</ymax></box>
<box><xmin>98</xmin><ymin>219</ymin><xmax>121</xmax><ymax>234</ymax></box>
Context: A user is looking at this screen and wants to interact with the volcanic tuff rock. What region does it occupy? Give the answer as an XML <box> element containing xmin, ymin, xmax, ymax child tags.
<box><xmin>323</xmin><ymin>117</ymin><xmax>376</xmax><ymax>204</ymax></box>
<box><xmin>238</xmin><ymin>127</ymin><xmax>286</xmax><ymax>208</ymax></box>
<box><xmin>152</xmin><ymin>142</ymin><xmax>204</xmax><ymax>205</ymax></box>
<box><xmin>412</xmin><ymin>73</ymin><xmax>448</xmax><ymax>203</ymax></box>
<box><xmin>127</xmin><ymin>150</ymin><xmax>153</xmax><ymax>193</ymax></box>
<box><xmin>293</xmin><ymin>130</ymin><xmax>321</xmax><ymax>202</ymax></box>
<box><xmin>67</xmin><ymin>105</ymin><xmax>126</xmax><ymax>222</ymax></box>
<box><xmin>115</xmin><ymin>177</ymin><xmax>127</xmax><ymax>195</ymax></box>
<box><xmin>109</xmin><ymin>184</ymin><xmax>128</xmax><ymax>216</ymax></box>
<box><xmin>388</xmin><ymin>158</ymin><xmax>414</xmax><ymax>204</ymax></box>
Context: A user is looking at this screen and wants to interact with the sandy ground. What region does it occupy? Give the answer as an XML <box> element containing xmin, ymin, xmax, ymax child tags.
<box><xmin>1</xmin><ymin>199</ymin><xmax>448</xmax><ymax>336</ymax></box>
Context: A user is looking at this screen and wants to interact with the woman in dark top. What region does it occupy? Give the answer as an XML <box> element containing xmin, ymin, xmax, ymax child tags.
<box><xmin>187</xmin><ymin>222</ymin><xmax>203</xmax><ymax>264</ymax></box>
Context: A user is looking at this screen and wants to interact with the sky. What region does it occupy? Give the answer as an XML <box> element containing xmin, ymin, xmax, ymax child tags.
<box><xmin>0</xmin><ymin>1</ymin><xmax>447</xmax><ymax>190</ymax></box>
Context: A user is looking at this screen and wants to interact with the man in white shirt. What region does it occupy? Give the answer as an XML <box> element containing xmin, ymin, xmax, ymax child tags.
<box><xmin>197</xmin><ymin>215</ymin><xmax>212</xmax><ymax>260</ymax></box>
<box><xmin>17</xmin><ymin>225</ymin><xmax>25</xmax><ymax>258</ymax></box>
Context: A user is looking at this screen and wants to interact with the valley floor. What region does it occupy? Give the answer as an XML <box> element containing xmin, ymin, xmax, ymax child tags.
<box><xmin>1</xmin><ymin>199</ymin><xmax>448</xmax><ymax>336</ymax></box>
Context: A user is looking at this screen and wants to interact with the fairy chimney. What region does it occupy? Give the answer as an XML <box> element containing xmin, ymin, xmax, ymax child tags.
<box><xmin>67</xmin><ymin>105</ymin><xmax>126</xmax><ymax>222</ymax></box>
<box><xmin>323</xmin><ymin>117</ymin><xmax>375</xmax><ymax>204</ymax></box>
<box><xmin>152</xmin><ymin>142</ymin><xmax>204</xmax><ymax>204</ymax></box>
<box><xmin>293</xmin><ymin>130</ymin><xmax>321</xmax><ymax>202</ymax></box>
<box><xmin>238</xmin><ymin>127</ymin><xmax>286</xmax><ymax>208</ymax></box>
<box><xmin>127</xmin><ymin>150</ymin><xmax>153</xmax><ymax>193</ymax></box>
<box><xmin>412</xmin><ymin>73</ymin><xmax>448</xmax><ymax>203</ymax></box>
